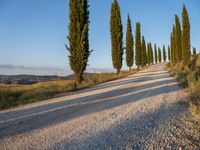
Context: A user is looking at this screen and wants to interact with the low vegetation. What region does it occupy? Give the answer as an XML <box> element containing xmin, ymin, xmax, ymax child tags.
<box><xmin>166</xmin><ymin>54</ymin><xmax>200</xmax><ymax>128</ymax></box>
<box><xmin>0</xmin><ymin>70</ymin><xmax>137</xmax><ymax>110</ymax></box>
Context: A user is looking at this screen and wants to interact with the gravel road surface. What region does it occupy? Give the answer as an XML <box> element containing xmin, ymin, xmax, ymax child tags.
<box><xmin>0</xmin><ymin>63</ymin><xmax>199</xmax><ymax>150</ymax></box>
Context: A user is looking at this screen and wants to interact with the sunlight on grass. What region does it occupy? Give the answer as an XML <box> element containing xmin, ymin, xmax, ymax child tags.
<box><xmin>0</xmin><ymin>70</ymin><xmax>137</xmax><ymax>110</ymax></box>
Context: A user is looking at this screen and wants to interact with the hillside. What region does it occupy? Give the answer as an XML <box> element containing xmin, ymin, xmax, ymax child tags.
<box><xmin>0</xmin><ymin>73</ymin><xmax>94</xmax><ymax>85</ymax></box>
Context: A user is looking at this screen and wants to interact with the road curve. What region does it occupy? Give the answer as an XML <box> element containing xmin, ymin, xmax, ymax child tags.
<box><xmin>0</xmin><ymin>63</ymin><xmax>199</xmax><ymax>149</ymax></box>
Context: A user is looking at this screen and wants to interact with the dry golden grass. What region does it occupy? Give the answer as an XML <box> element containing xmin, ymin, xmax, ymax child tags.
<box><xmin>0</xmin><ymin>70</ymin><xmax>137</xmax><ymax>110</ymax></box>
<box><xmin>166</xmin><ymin>54</ymin><xmax>200</xmax><ymax>130</ymax></box>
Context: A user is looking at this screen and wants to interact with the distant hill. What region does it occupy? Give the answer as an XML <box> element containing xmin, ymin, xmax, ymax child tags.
<box><xmin>0</xmin><ymin>64</ymin><xmax>70</xmax><ymax>76</ymax></box>
<box><xmin>0</xmin><ymin>73</ymin><xmax>95</xmax><ymax>85</ymax></box>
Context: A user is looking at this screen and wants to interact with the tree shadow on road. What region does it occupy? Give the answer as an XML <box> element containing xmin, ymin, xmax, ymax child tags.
<box><xmin>51</xmin><ymin>98</ymin><xmax>200</xmax><ymax>150</ymax></box>
<box><xmin>0</xmin><ymin>75</ymin><xmax>180</xmax><ymax>139</ymax></box>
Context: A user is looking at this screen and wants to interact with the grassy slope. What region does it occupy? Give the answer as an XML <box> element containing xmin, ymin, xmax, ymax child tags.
<box><xmin>166</xmin><ymin>54</ymin><xmax>200</xmax><ymax>130</ymax></box>
<box><xmin>0</xmin><ymin>69</ymin><xmax>139</xmax><ymax>110</ymax></box>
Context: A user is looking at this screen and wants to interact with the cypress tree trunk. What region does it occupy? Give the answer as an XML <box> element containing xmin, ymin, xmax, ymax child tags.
<box><xmin>110</xmin><ymin>0</ymin><xmax>123</xmax><ymax>75</ymax></box>
<box><xmin>182</xmin><ymin>5</ymin><xmax>191</xmax><ymax>66</ymax></box>
<box><xmin>154</xmin><ymin>44</ymin><xmax>158</xmax><ymax>64</ymax></box>
<box><xmin>135</xmin><ymin>22</ymin><xmax>141</xmax><ymax>68</ymax></box>
<box><xmin>75</xmin><ymin>73</ymin><xmax>83</xmax><ymax>84</ymax></box>
<box><xmin>175</xmin><ymin>15</ymin><xmax>182</xmax><ymax>62</ymax></box>
<box><xmin>116</xmin><ymin>68</ymin><xmax>120</xmax><ymax>75</ymax></box>
<box><xmin>126</xmin><ymin>15</ymin><xmax>134</xmax><ymax>71</ymax></box>
<box><xmin>67</xmin><ymin>0</ymin><xmax>90</xmax><ymax>83</ymax></box>
<box><xmin>141</xmin><ymin>36</ymin><xmax>147</xmax><ymax>67</ymax></box>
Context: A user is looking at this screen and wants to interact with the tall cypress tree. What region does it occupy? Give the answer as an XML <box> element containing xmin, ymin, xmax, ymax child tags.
<box><xmin>135</xmin><ymin>22</ymin><xmax>141</xmax><ymax>69</ymax></box>
<box><xmin>172</xmin><ymin>25</ymin><xmax>177</xmax><ymax>63</ymax></box>
<box><xmin>182</xmin><ymin>5</ymin><xmax>191</xmax><ymax>66</ymax></box>
<box><xmin>67</xmin><ymin>0</ymin><xmax>90</xmax><ymax>83</ymax></box>
<box><xmin>163</xmin><ymin>45</ymin><xmax>166</xmax><ymax>62</ymax></box>
<box><xmin>141</xmin><ymin>36</ymin><xmax>147</xmax><ymax>67</ymax></box>
<box><xmin>154</xmin><ymin>44</ymin><xmax>158</xmax><ymax>64</ymax></box>
<box><xmin>158</xmin><ymin>47</ymin><xmax>162</xmax><ymax>63</ymax></box>
<box><xmin>110</xmin><ymin>0</ymin><xmax>123</xmax><ymax>74</ymax></box>
<box><xmin>170</xmin><ymin>33</ymin><xmax>174</xmax><ymax>63</ymax></box>
<box><xmin>175</xmin><ymin>15</ymin><xmax>182</xmax><ymax>62</ymax></box>
<box><xmin>150</xmin><ymin>43</ymin><xmax>154</xmax><ymax>64</ymax></box>
<box><xmin>193</xmin><ymin>47</ymin><xmax>196</xmax><ymax>55</ymax></box>
<box><xmin>147</xmin><ymin>43</ymin><xmax>151</xmax><ymax>65</ymax></box>
<box><xmin>168</xmin><ymin>46</ymin><xmax>171</xmax><ymax>61</ymax></box>
<box><xmin>126</xmin><ymin>15</ymin><xmax>134</xmax><ymax>71</ymax></box>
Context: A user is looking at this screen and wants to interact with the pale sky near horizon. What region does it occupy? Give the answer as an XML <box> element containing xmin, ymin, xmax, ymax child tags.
<box><xmin>0</xmin><ymin>0</ymin><xmax>199</xmax><ymax>75</ymax></box>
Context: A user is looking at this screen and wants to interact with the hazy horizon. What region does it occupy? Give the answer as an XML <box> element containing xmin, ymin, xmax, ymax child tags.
<box><xmin>0</xmin><ymin>64</ymin><xmax>116</xmax><ymax>76</ymax></box>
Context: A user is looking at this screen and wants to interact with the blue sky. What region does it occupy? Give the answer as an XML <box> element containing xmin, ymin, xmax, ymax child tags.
<box><xmin>0</xmin><ymin>0</ymin><xmax>199</xmax><ymax>75</ymax></box>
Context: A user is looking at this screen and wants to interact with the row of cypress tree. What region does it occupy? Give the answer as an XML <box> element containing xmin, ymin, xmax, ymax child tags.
<box><xmin>110</xmin><ymin>0</ymin><xmax>167</xmax><ymax>74</ymax></box>
<box><xmin>67</xmin><ymin>0</ymin><xmax>175</xmax><ymax>83</ymax></box>
<box><xmin>169</xmin><ymin>5</ymin><xmax>191</xmax><ymax>67</ymax></box>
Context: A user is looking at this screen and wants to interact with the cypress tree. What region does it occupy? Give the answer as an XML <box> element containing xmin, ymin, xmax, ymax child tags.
<box><xmin>170</xmin><ymin>33</ymin><xmax>174</xmax><ymax>63</ymax></box>
<box><xmin>141</xmin><ymin>36</ymin><xmax>147</xmax><ymax>67</ymax></box>
<box><xmin>168</xmin><ymin>46</ymin><xmax>171</xmax><ymax>61</ymax></box>
<box><xmin>175</xmin><ymin>15</ymin><xmax>182</xmax><ymax>62</ymax></box>
<box><xmin>126</xmin><ymin>15</ymin><xmax>134</xmax><ymax>71</ymax></box>
<box><xmin>163</xmin><ymin>45</ymin><xmax>166</xmax><ymax>62</ymax></box>
<box><xmin>182</xmin><ymin>5</ymin><xmax>191</xmax><ymax>66</ymax></box>
<box><xmin>150</xmin><ymin>43</ymin><xmax>154</xmax><ymax>64</ymax></box>
<box><xmin>154</xmin><ymin>44</ymin><xmax>158</xmax><ymax>64</ymax></box>
<box><xmin>147</xmin><ymin>43</ymin><xmax>151</xmax><ymax>65</ymax></box>
<box><xmin>110</xmin><ymin>0</ymin><xmax>123</xmax><ymax>74</ymax></box>
<box><xmin>135</xmin><ymin>22</ymin><xmax>141</xmax><ymax>69</ymax></box>
<box><xmin>193</xmin><ymin>47</ymin><xmax>196</xmax><ymax>55</ymax></box>
<box><xmin>172</xmin><ymin>25</ymin><xmax>177</xmax><ymax>63</ymax></box>
<box><xmin>158</xmin><ymin>47</ymin><xmax>162</xmax><ymax>63</ymax></box>
<box><xmin>67</xmin><ymin>0</ymin><xmax>90</xmax><ymax>83</ymax></box>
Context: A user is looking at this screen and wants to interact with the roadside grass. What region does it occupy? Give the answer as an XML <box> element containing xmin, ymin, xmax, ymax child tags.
<box><xmin>0</xmin><ymin>69</ymin><xmax>138</xmax><ymax>110</ymax></box>
<box><xmin>166</xmin><ymin>54</ymin><xmax>200</xmax><ymax>129</ymax></box>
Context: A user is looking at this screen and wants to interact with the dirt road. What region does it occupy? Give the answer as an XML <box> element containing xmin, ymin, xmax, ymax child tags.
<box><xmin>0</xmin><ymin>63</ymin><xmax>199</xmax><ymax>149</ymax></box>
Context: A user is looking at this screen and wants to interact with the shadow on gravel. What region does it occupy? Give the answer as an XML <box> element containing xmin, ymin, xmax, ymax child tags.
<box><xmin>0</xmin><ymin>75</ymin><xmax>180</xmax><ymax>139</ymax></box>
<box><xmin>51</xmin><ymin>98</ymin><xmax>198</xmax><ymax>150</ymax></box>
<box><xmin>0</xmin><ymin>74</ymin><xmax>170</xmax><ymax>120</ymax></box>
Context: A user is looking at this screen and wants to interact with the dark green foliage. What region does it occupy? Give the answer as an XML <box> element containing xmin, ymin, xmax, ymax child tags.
<box><xmin>147</xmin><ymin>43</ymin><xmax>151</xmax><ymax>65</ymax></box>
<box><xmin>172</xmin><ymin>25</ymin><xmax>177</xmax><ymax>63</ymax></box>
<box><xmin>150</xmin><ymin>43</ymin><xmax>154</xmax><ymax>64</ymax></box>
<box><xmin>175</xmin><ymin>15</ymin><xmax>182</xmax><ymax>62</ymax></box>
<box><xmin>126</xmin><ymin>15</ymin><xmax>134</xmax><ymax>70</ymax></box>
<box><xmin>168</xmin><ymin>46</ymin><xmax>171</xmax><ymax>61</ymax></box>
<box><xmin>154</xmin><ymin>44</ymin><xmax>158</xmax><ymax>64</ymax></box>
<box><xmin>141</xmin><ymin>36</ymin><xmax>147</xmax><ymax>67</ymax></box>
<box><xmin>67</xmin><ymin>0</ymin><xmax>91</xmax><ymax>83</ymax></box>
<box><xmin>110</xmin><ymin>0</ymin><xmax>123</xmax><ymax>74</ymax></box>
<box><xmin>135</xmin><ymin>22</ymin><xmax>141</xmax><ymax>68</ymax></box>
<box><xmin>193</xmin><ymin>47</ymin><xmax>196</xmax><ymax>55</ymax></box>
<box><xmin>163</xmin><ymin>45</ymin><xmax>166</xmax><ymax>62</ymax></box>
<box><xmin>170</xmin><ymin>33</ymin><xmax>174</xmax><ymax>63</ymax></box>
<box><xmin>158</xmin><ymin>47</ymin><xmax>162</xmax><ymax>63</ymax></box>
<box><xmin>182</xmin><ymin>5</ymin><xmax>191</xmax><ymax>66</ymax></box>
